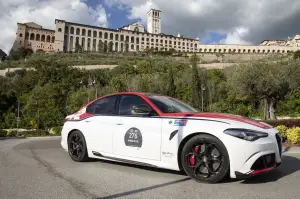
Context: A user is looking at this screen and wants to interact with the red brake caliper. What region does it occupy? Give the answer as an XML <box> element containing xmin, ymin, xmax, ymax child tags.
<box><xmin>189</xmin><ymin>145</ymin><xmax>200</xmax><ymax>166</ymax></box>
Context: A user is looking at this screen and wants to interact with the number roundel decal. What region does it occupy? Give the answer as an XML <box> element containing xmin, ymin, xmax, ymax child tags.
<box><xmin>124</xmin><ymin>127</ymin><xmax>143</xmax><ymax>148</ymax></box>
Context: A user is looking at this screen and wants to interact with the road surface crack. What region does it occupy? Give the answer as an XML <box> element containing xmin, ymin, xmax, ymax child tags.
<box><xmin>30</xmin><ymin>148</ymin><xmax>97</xmax><ymax>198</ymax></box>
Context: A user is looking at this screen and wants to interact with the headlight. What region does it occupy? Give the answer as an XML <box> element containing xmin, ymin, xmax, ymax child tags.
<box><xmin>223</xmin><ymin>128</ymin><xmax>268</xmax><ymax>141</ymax></box>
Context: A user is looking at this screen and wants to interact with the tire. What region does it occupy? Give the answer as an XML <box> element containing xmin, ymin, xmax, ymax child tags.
<box><xmin>67</xmin><ymin>130</ymin><xmax>90</xmax><ymax>162</ymax></box>
<box><xmin>181</xmin><ymin>134</ymin><xmax>230</xmax><ymax>183</ymax></box>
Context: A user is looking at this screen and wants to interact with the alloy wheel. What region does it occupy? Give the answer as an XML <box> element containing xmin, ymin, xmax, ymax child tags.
<box><xmin>185</xmin><ymin>141</ymin><xmax>224</xmax><ymax>179</ymax></box>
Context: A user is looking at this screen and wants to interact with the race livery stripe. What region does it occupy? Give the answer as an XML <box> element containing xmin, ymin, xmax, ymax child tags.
<box><xmin>172</xmin><ymin>113</ymin><xmax>271</xmax><ymax>129</ymax></box>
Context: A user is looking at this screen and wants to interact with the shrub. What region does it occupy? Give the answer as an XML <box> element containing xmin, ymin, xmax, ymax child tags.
<box><xmin>276</xmin><ymin>125</ymin><xmax>288</xmax><ymax>140</ymax></box>
<box><xmin>52</xmin><ymin>126</ymin><xmax>62</xmax><ymax>136</ymax></box>
<box><xmin>21</xmin><ymin>130</ymin><xmax>50</xmax><ymax>137</ymax></box>
<box><xmin>0</xmin><ymin>130</ymin><xmax>7</xmax><ymax>137</ymax></box>
<box><xmin>6</xmin><ymin>130</ymin><xmax>17</xmax><ymax>137</ymax></box>
<box><xmin>264</xmin><ymin>119</ymin><xmax>300</xmax><ymax>128</ymax></box>
<box><xmin>286</xmin><ymin>127</ymin><xmax>300</xmax><ymax>145</ymax></box>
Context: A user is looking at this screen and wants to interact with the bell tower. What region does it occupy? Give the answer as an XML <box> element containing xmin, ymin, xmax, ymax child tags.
<box><xmin>147</xmin><ymin>9</ymin><xmax>161</xmax><ymax>34</ymax></box>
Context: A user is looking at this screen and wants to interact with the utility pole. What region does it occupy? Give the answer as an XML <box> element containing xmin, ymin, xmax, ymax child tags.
<box><xmin>17</xmin><ymin>101</ymin><xmax>20</xmax><ymax>130</ymax></box>
<box><xmin>201</xmin><ymin>85</ymin><xmax>206</xmax><ymax>112</ymax></box>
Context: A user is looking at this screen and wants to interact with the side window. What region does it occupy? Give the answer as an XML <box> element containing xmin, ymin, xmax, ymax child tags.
<box><xmin>118</xmin><ymin>95</ymin><xmax>153</xmax><ymax>115</ymax></box>
<box><xmin>86</xmin><ymin>96</ymin><xmax>117</xmax><ymax>115</ymax></box>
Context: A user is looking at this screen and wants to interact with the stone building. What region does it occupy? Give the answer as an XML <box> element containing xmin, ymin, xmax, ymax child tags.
<box><xmin>11</xmin><ymin>8</ymin><xmax>300</xmax><ymax>54</ymax></box>
<box><xmin>12</xmin><ymin>22</ymin><xmax>56</xmax><ymax>52</ymax></box>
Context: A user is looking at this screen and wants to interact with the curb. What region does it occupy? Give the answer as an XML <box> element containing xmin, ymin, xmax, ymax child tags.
<box><xmin>0</xmin><ymin>136</ymin><xmax>26</xmax><ymax>140</ymax></box>
<box><xmin>0</xmin><ymin>136</ymin><xmax>61</xmax><ymax>140</ymax></box>
<box><xmin>282</xmin><ymin>146</ymin><xmax>300</xmax><ymax>154</ymax></box>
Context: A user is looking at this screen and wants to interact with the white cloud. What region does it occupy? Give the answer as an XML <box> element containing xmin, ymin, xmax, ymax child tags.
<box><xmin>0</xmin><ymin>0</ymin><xmax>108</xmax><ymax>54</ymax></box>
<box><xmin>104</xmin><ymin>0</ymin><xmax>300</xmax><ymax>45</ymax></box>
<box><xmin>220</xmin><ymin>27</ymin><xmax>251</xmax><ymax>45</ymax></box>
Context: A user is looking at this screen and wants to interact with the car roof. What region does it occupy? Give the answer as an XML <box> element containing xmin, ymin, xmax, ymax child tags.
<box><xmin>84</xmin><ymin>92</ymin><xmax>167</xmax><ymax>107</ymax></box>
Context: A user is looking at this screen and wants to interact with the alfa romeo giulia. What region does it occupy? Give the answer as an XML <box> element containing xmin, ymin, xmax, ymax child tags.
<box><xmin>61</xmin><ymin>92</ymin><xmax>282</xmax><ymax>183</ymax></box>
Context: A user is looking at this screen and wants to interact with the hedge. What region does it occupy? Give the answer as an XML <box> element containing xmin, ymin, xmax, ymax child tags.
<box><xmin>0</xmin><ymin>130</ymin><xmax>6</xmax><ymax>137</ymax></box>
<box><xmin>264</xmin><ymin>119</ymin><xmax>300</xmax><ymax>128</ymax></box>
<box><xmin>276</xmin><ymin>126</ymin><xmax>300</xmax><ymax>145</ymax></box>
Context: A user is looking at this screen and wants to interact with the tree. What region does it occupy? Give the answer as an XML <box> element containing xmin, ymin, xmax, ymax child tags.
<box><xmin>190</xmin><ymin>53</ymin><xmax>202</xmax><ymax>108</ymax></box>
<box><xmin>75</xmin><ymin>39</ymin><xmax>82</xmax><ymax>52</ymax></box>
<box><xmin>167</xmin><ymin>65</ymin><xmax>176</xmax><ymax>97</ymax></box>
<box><xmin>108</xmin><ymin>41</ymin><xmax>113</xmax><ymax>52</ymax></box>
<box><xmin>98</xmin><ymin>40</ymin><xmax>104</xmax><ymax>53</ymax></box>
<box><xmin>103</xmin><ymin>42</ymin><xmax>107</xmax><ymax>53</ymax></box>
<box><xmin>8</xmin><ymin>47</ymin><xmax>33</xmax><ymax>60</ymax></box>
<box><xmin>293</xmin><ymin>50</ymin><xmax>300</xmax><ymax>59</ymax></box>
<box><xmin>22</xmin><ymin>83</ymin><xmax>65</xmax><ymax>129</ymax></box>
<box><xmin>110</xmin><ymin>77</ymin><xmax>127</xmax><ymax>92</ymax></box>
<box><xmin>228</xmin><ymin>57</ymin><xmax>300</xmax><ymax>120</ymax></box>
<box><xmin>125</xmin><ymin>42</ymin><xmax>129</xmax><ymax>53</ymax></box>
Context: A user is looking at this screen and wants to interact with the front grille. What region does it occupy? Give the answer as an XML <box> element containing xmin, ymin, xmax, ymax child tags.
<box><xmin>251</xmin><ymin>153</ymin><xmax>275</xmax><ymax>170</ymax></box>
<box><xmin>275</xmin><ymin>133</ymin><xmax>282</xmax><ymax>157</ymax></box>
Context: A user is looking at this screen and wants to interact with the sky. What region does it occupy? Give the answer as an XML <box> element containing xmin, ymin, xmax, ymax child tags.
<box><xmin>1</xmin><ymin>0</ymin><xmax>300</xmax><ymax>54</ymax></box>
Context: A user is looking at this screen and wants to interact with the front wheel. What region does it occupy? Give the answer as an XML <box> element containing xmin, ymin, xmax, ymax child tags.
<box><xmin>67</xmin><ymin>130</ymin><xmax>90</xmax><ymax>162</ymax></box>
<box><xmin>181</xmin><ymin>134</ymin><xmax>230</xmax><ymax>183</ymax></box>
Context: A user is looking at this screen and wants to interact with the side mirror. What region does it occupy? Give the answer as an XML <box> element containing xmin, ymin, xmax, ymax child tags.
<box><xmin>132</xmin><ymin>104</ymin><xmax>153</xmax><ymax>115</ymax></box>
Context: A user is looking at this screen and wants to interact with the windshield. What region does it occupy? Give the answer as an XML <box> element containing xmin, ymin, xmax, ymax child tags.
<box><xmin>147</xmin><ymin>95</ymin><xmax>199</xmax><ymax>113</ymax></box>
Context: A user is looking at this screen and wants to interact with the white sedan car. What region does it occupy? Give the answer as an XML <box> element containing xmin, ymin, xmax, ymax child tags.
<box><xmin>61</xmin><ymin>92</ymin><xmax>282</xmax><ymax>183</ymax></box>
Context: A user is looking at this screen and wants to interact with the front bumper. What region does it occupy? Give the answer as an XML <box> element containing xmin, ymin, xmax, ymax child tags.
<box><xmin>227</xmin><ymin>131</ymin><xmax>282</xmax><ymax>178</ymax></box>
<box><xmin>235</xmin><ymin>154</ymin><xmax>281</xmax><ymax>179</ymax></box>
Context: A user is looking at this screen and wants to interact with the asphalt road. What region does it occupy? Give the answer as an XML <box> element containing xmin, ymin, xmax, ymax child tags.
<box><xmin>1</xmin><ymin>137</ymin><xmax>300</xmax><ymax>199</ymax></box>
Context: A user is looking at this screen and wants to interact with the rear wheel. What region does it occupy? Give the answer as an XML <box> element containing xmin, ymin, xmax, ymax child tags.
<box><xmin>67</xmin><ymin>130</ymin><xmax>90</xmax><ymax>162</ymax></box>
<box><xmin>181</xmin><ymin>134</ymin><xmax>230</xmax><ymax>183</ymax></box>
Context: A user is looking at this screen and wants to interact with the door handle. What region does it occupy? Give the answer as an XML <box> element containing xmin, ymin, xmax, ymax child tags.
<box><xmin>116</xmin><ymin>123</ymin><xmax>124</xmax><ymax>125</ymax></box>
<box><xmin>85</xmin><ymin>120</ymin><xmax>91</xmax><ymax>123</ymax></box>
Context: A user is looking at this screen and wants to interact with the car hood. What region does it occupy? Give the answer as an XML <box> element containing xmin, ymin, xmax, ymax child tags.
<box><xmin>172</xmin><ymin>112</ymin><xmax>272</xmax><ymax>129</ymax></box>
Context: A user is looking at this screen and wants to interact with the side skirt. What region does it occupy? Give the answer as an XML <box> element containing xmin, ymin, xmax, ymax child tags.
<box><xmin>92</xmin><ymin>151</ymin><xmax>158</xmax><ymax>168</ymax></box>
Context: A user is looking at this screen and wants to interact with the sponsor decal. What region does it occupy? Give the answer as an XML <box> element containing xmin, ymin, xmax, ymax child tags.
<box><xmin>124</xmin><ymin>127</ymin><xmax>143</xmax><ymax>148</ymax></box>
<box><xmin>162</xmin><ymin>151</ymin><xmax>174</xmax><ymax>158</ymax></box>
<box><xmin>168</xmin><ymin>120</ymin><xmax>173</xmax><ymax>124</ymax></box>
<box><xmin>174</xmin><ymin>120</ymin><xmax>188</xmax><ymax>126</ymax></box>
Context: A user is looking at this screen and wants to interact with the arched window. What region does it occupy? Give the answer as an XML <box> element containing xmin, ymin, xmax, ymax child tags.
<box><xmin>36</xmin><ymin>34</ymin><xmax>40</xmax><ymax>41</ymax></box>
<box><xmin>131</xmin><ymin>36</ymin><xmax>134</xmax><ymax>43</ymax></box>
<box><xmin>76</xmin><ymin>28</ymin><xmax>80</xmax><ymax>35</ymax></box>
<box><xmin>30</xmin><ymin>33</ymin><xmax>35</xmax><ymax>40</ymax></box>
<box><xmin>93</xmin><ymin>31</ymin><xmax>97</xmax><ymax>37</ymax></box>
<box><xmin>81</xmin><ymin>38</ymin><xmax>85</xmax><ymax>50</ymax></box>
<box><xmin>99</xmin><ymin>32</ymin><xmax>102</xmax><ymax>38</ymax></box>
<box><xmin>19</xmin><ymin>33</ymin><xmax>23</xmax><ymax>37</ymax></box>
<box><xmin>110</xmin><ymin>33</ymin><xmax>113</xmax><ymax>40</ymax></box>
<box><xmin>46</xmin><ymin>35</ymin><xmax>51</xmax><ymax>42</ymax></box>
<box><xmin>82</xmin><ymin>29</ymin><xmax>86</xmax><ymax>36</ymax></box>
<box><xmin>115</xmin><ymin>42</ymin><xmax>119</xmax><ymax>51</ymax></box>
<box><xmin>65</xmin><ymin>26</ymin><xmax>69</xmax><ymax>34</ymax></box>
<box><xmin>25</xmin><ymin>32</ymin><xmax>29</xmax><ymax>40</ymax></box>
<box><xmin>70</xmin><ymin>27</ymin><xmax>74</xmax><ymax>34</ymax></box>
<box><xmin>134</xmin><ymin>27</ymin><xmax>139</xmax><ymax>32</ymax></box>
<box><xmin>88</xmin><ymin>30</ymin><xmax>91</xmax><ymax>37</ymax></box>
<box><xmin>58</xmin><ymin>28</ymin><xmax>62</xmax><ymax>32</ymax></box>
<box><xmin>41</xmin><ymin>35</ymin><xmax>45</xmax><ymax>42</ymax></box>
<box><xmin>52</xmin><ymin>36</ymin><xmax>55</xmax><ymax>43</ymax></box>
<box><xmin>104</xmin><ymin>32</ymin><xmax>108</xmax><ymax>39</ymax></box>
